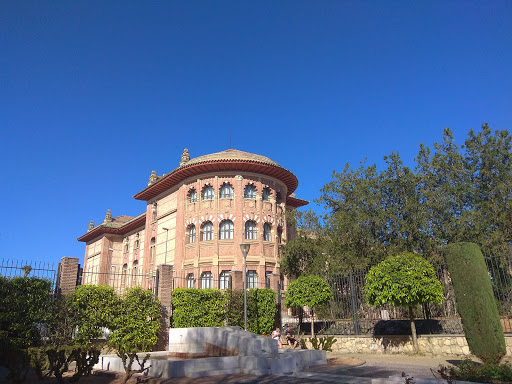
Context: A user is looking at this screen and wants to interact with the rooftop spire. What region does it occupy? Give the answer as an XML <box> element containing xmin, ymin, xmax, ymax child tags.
<box><xmin>180</xmin><ymin>148</ymin><xmax>190</xmax><ymax>166</ymax></box>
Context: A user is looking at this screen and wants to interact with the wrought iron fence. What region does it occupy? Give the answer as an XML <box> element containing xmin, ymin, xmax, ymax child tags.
<box><xmin>79</xmin><ymin>269</ymin><xmax>157</xmax><ymax>295</ymax></box>
<box><xmin>280</xmin><ymin>253</ymin><xmax>512</xmax><ymax>335</ymax></box>
<box><xmin>0</xmin><ymin>258</ymin><xmax>57</xmax><ymax>290</ymax></box>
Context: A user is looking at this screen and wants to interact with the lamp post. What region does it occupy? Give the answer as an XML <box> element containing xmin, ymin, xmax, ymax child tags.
<box><xmin>163</xmin><ymin>227</ymin><xmax>169</xmax><ymax>265</ymax></box>
<box><xmin>240</xmin><ymin>242</ymin><xmax>251</xmax><ymax>331</ymax></box>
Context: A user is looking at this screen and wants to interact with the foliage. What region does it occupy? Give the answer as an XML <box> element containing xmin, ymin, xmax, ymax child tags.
<box><xmin>172</xmin><ymin>288</ymin><xmax>226</xmax><ymax>328</ymax></box>
<box><xmin>309</xmin><ymin>336</ymin><xmax>337</xmax><ymax>351</ymax></box>
<box><xmin>0</xmin><ymin>276</ymin><xmax>53</xmax><ymax>348</ymax></box>
<box><xmin>445</xmin><ymin>242</ymin><xmax>506</xmax><ymax>363</ymax></box>
<box><xmin>436</xmin><ymin>359</ymin><xmax>512</xmax><ymax>383</ymax></box>
<box><xmin>108</xmin><ymin>287</ymin><xmax>162</xmax><ymax>383</ymax></box>
<box><xmin>285</xmin><ymin>276</ymin><xmax>333</xmax><ymax>337</ymax></box>
<box><xmin>365</xmin><ymin>253</ymin><xmax>444</xmax><ymax>308</ymax></box>
<box><xmin>68</xmin><ymin>285</ymin><xmax>121</xmax><ymax>345</ymax></box>
<box><xmin>282</xmin><ymin>124</ymin><xmax>512</xmax><ymax>275</ymax></box>
<box><xmin>365</xmin><ymin>253</ymin><xmax>443</xmax><ymax>351</ymax></box>
<box><xmin>174</xmin><ymin>288</ymin><xmax>277</xmax><ymax>335</ymax></box>
<box><xmin>246</xmin><ymin>289</ymin><xmax>277</xmax><ymax>335</ymax></box>
<box><xmin>0</xmin><ymin>336</ymin><xmax>30</xmax><ymax>384</ymax></box>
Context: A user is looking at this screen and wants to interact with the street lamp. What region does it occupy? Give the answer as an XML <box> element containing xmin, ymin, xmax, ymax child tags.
<box><xmin>240</xmin><ymin>242</ymin><xmax>251</xmax><ymax>331</ymax></box>
<box><xmin>163</xmin><ymin>227</ymin><xmax>169</xmax><ymax>265</ymax></box>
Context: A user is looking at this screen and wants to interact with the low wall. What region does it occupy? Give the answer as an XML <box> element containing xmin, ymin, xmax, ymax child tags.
<box><xmin>306</xmin><ymin>335</ymin><xmax>512</xmax><ymax>357</ymax></box>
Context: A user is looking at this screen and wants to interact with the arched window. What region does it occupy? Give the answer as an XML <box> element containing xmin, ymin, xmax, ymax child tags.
<box><xmin>277</xmin><ymin>227</ymin><xmax>283</xmax><ymax>244</ymax></box>
<box><xmin>122</xmin><ymin>264</ymin><xmax>128</xmax><ymax>287</ymax></box>
<box><xmin>220</xmin><ymin>183</ymin><xmax>234</xmax><ymax>199</ymax></box>
<box><xmin>244</xmin><ymin>184</ymin><xmax>256</xmax><ymax>199</ymax></box>
<box><xmin>150</xmin><ymin>237</ymin><xmax>156</xmax><ymax>264</ymax></box>
<box><xmin>134</xmin><ymin>239</ymin><xmax>139</xmax><ymax>249</ymax></box>
<box><xmin>202</xmin><ymin>185</ymin><xmax>214</xmax><ymax>200</ymax></box>
<box><xmin>219</xmin><ymin>220</ymin><xmax>234</xmax><ymax>240</ymax></box>
<box><xmin>246</xmin><ymin>270</ymin><xmax>258</xmax><ymax>289</ymax></box>
<box><xmin>132</xmin><ymin>260</ymin><xmax>138</xmax><ymax>286</ymax></box>
<box><xmin>201</xmin><ymin>221</ymin><xmax>214</xmax><ymax>241</ymax></box>
<box><xmin>245</xmin><ymin>220</ymin><xmax>257</xmax><ymax>240</ymax></box>
<box><xmin>186</xmin><ymin>273</ymin><xmax>194</xmax><ymax>288</ymax></box>
<box><xmin>188</xmin><ymin>224</ymin><xmax>196</xmax><ymax>243</ymax></box>
<box><xmin>262</xmin><ymin>187</ymin><xmax>271</xmax><ymax>201</ymax></box>
<box><xmin>219</xmin><ymin>271</ymin><xmax>230</xmax><ymax>290</ymax></box>
<box><xmin>189</xmin><ymin>188</ymin><xmax>197</xmax><ymax>203</ymax></box>
<box><xmin>201</xmin><ymin>272</ymin><xmax>213</xmax><ymax>289</ymax></box>
<box><xmin>263</xmin><ymin>223</ymin><xmax>272</xmax><ymax>241</ymax></box>
<box><xmin>276</xmin><ymin>192</ymin><xmax>282</xmax><ymax>204</ymax></box>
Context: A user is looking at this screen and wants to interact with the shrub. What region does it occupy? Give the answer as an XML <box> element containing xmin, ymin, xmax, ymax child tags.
<box><xmin>172</xmin><ymin>288</ymin><xmax>226</xmax><ymax>328</ymax></box>
<box><xmin>247</xmin><ymin>289</ymin><xmax>277</xmax><ymax>335</ymax></box>
<box><xmin>437</xmin><ymin>359</ymin><xmax>512</xmax><ymax>383</ymax></box>
<box><xmin>309</xmin><ymin>336</ymin><xmax>337</xmax><ymax>351</ymax></box>
<box><xmin>445</xmin><ymin>242</ymin><xmax>506</xmax><ymax>363</ymax></box>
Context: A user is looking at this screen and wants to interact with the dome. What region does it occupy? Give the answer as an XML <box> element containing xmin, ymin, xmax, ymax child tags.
<box><xmin>184</xmin><ymin>149</ymin><xmax>282</xmax><ymax>168</ymax></box>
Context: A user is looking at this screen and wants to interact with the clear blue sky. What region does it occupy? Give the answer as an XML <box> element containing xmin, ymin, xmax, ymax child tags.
<box><xmin>1</xmin><ymin>1</ymin><xmax>511</xmax><ymax>268</ymax></box>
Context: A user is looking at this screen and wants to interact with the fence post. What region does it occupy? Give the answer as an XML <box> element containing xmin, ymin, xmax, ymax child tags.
<box><xmin>230</xmin><ymin>271</ymin><xmax>243</xmax><ymax>290</ymax></box>
<box><xmin>349</xmin><ymin>272</ymin><xmax>361</xmax><ymax>334</ymax></box>
<box><xmin>56</xmin><ymin>257</ymin><xmax>80</xmax><ymax>295</ymax></box>
<box><xmin>156</xmin><ymin>264</ymin><xmax>173</xmax><ymax>351</ymax></box>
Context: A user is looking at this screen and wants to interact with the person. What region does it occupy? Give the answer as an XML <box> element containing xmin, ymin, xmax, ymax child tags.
<box><xmin>285</xmin><ymin>326</ymin><xmax>298</xmax><ymax>349</ymax></box>
<box><xmin>271</xmin><ymin>327</ymin><xmax>282</xmax><ymax>348</ymax></box>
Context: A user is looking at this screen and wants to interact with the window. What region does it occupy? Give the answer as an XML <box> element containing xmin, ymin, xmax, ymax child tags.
<box><xmin>244</xmin><ymin>184</ymin><xmax>256</xmax><ymax>199</ymax></box>
<box><xmin>245</xmin><ymin>220</ymin><xmax>257</xmax><ymax>240</ymax></box>
<box><xmin>132</xmin><ymin>260</ymin><xmax>138</xmax><ymax>286</ymax></box>
<box><xmin>124</xmin><ymin>243</ymin><xmax>129</xmax><ymax>253</ymax></box>
<box><xmin>219</xmin><ymin>220</ymin><xmax>234</xmax><ymax>240</ymax></box>
<box><xmin>189</xmin><ymin>188</ymin><xmax>197</xmax><ymax>203</ymax></box>
<box><xmin>134</xmin><ymin>239</ymin><xmax>139</xmax><ymax>249</ymax></box>
<box><xmin>262</xmin><ymin>187</ymin><xmax>271</xmax><ymax>201</ymax></box>
<box><xmin>277</xmin><ymin>227</ymin><xmax>283</xmax><ymax>244</ymax></box>
<box><xmin>276</xmin><ymin>192</ymin><xmax>282</xmax><ymax>204</ymax></box>
<box><xmin>263</xmin><ymin>223</ymin><xmax>272</xmax><ymax>241</ymax></box>
<box><xmin>201</xmin><ymin>272</ymin><xmax>213</xmax><ymax>289</ymax></box>
<box><xmin>150</xmin><ymin>237</ymin><xmax>156</xmax><ymax>264</ymax></box>
<box><xmin>188</xmin><ymin>224</ymin><xmax>196</xmax><ymax>243</ymax></box>
<box><xmin>219</xmin><ymin>271</ymin><xmax>230</xmax><ymax>290</ymax></box>
<box><xmin>246</xmin><ymin>270</ymin><xmax>258</xmax><ymax>289</ymax></box>
<box><xmin>265</xmin><ymin>271</ymin><xmax>272</xmax><ymax>288</ymax></box>
<box><xmin>186</xmin><ymin>273</ymin><xmax>194</xmax><ymax>288</ymax></box>
<box><xmin>220</xmin><ymin>183</ymin><xmax>234</xmax><ymax>199</ymax></box>
<box><xmin>152</xmin><ymin>203</ymin><xmax>158</xmax><ymax>221</ymax></box>
<box><xmin>202</xmin><ymin>185</ymin><xmax>214</xmax><ymax>200</ymax></box>
<box><xmin>122</xmin><ymin>264</ymin><xmax>128</xmax><ymax>287</ymax></box>
<box><xmin>201</xmin><ymin>221</ymin><xmax>213</xmax><ymax>241</ymax></box>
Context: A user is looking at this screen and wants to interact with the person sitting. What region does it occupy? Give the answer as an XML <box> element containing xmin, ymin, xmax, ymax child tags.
<box><xmin>285</xmin><ymin>326</ymin><xmax>298</xmax><ymax>349</ymax></box>
<box><xmin>271</xmin><ymin>327</ymin><xmax>282</xmax><ymax>348</ymax></box>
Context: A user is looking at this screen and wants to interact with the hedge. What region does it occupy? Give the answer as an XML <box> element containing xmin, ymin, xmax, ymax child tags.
<box><xmin>172</xmin><ymin>288</ymin><xmax>277</xmax><ymax>335</ymax></box>
<box><xmin>445</xmin><ymin>242</ymin><xmax>506</xmax><ymax>363</ymax></box>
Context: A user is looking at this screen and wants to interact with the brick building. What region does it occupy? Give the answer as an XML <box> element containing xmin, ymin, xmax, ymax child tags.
<box><xmin>77</xmin><ymin>149</ymin><xmax>308</xmax><ymax>291</ymax></box>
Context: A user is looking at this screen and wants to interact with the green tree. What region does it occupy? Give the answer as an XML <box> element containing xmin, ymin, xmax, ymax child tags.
<box><xmin>108</xmin><ymin>287</ymin><xmax>162</xmax><ymax>383</ymax></box>
<box><xmin>285</xmin><ymin>276</ymin><xmax>333</xmax><ymax>338</ymax></box>
<box><xmin>445</xmin><ymin>242</ymin><xmax>506</xmax><ymax>363</ymax></box>
<box><xmin>365</xmin><ymin>253</ymin><xmax>444</xmax><ymax>352</ymax></box>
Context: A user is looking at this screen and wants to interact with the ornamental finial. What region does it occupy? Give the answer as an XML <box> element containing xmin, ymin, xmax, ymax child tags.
<box><xmin>88</xmin><ymin>220</ymin><xmax>94</xmax><ymax>232</ymax></box>
<box><xmin>180</xmin><ymin>148</ymin><xmax>190</xmax><ymax>166</ymax></box>
<box><xmin>104</xmin><ymin>209</ymin><xmax>112</xmax><ymax>224</ymax></box>
<box><xmin>148</xmin><ymin>170</ymin><xmax>158</xmax><ymax>186</ymax></box>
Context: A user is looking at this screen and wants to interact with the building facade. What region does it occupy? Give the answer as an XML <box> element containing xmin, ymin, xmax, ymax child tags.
<box><xmin>78</xmin><ymin>149</ymin><xmax>308</xmax><ymax>291</ymax></box>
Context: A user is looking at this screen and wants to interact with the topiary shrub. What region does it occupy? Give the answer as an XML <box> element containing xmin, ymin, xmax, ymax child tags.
<box><xmin>172</xmin><ymin>288</ymin><xmax>226</xmax><ymax>328</ymax></box>
<box><xmin>445</xmin><ymin>242</ymin><xmax>506</xmax><ymax>363</ymax></box>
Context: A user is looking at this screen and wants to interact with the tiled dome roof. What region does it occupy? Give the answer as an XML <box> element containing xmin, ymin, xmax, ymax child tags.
<box><xmin>184</xmin><ymin>149</ymin><xmax>282</xmax><ymax>168</ymax></box>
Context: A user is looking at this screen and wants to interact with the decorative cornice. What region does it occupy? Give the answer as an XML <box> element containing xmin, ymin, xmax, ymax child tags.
<box><xmin>77</xmin><ymin>213</ymin><xmax>146</xmax><ymax>243</ymax></box>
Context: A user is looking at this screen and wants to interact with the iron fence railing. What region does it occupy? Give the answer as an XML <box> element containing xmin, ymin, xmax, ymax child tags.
<box><xmin>280</xmin><ymin>253</ymin><xmax>512</xmax><ymax>335</ymax></box>
<box><xmin>0</xmin><ymin>258</ymin><xmax>57</xmax><ymax>290</ymax></box>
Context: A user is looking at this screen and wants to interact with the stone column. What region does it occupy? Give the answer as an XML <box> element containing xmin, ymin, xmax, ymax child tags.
<box><xmin>230</xmin><ymin>270</ymin><xmax>243</xmax><ymax>290</ymax></box>
<box><xmin>156</xmin><ymin>264</ymin><xmax>173</xmax><ymax>351</ymax></box>
<box><xmin>57</xmin><ymin>257</ymin><xmax>80</xmax><ymax>295</ymax></box>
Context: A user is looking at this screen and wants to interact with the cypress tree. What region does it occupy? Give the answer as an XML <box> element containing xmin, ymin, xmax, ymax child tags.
<box><xmin>445</xmin><ymin>242</ymin><xmax>506</xmax><ymax>363</ymax></box>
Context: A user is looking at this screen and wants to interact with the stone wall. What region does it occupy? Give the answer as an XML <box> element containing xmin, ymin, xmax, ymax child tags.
<box><xmin>306</xmin><ymin>335</ymin><xmax>512</xmax><ymax>357</ymax></box>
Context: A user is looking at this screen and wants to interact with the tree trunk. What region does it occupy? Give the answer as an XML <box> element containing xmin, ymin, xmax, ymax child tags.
<box><xmin>311</xmin><ymin>309</ymin><xmax>315</xmax><ymax>338</ymax></box>
<box><xmin>409</xmin><ymin>305</ymin><xmax>418</xmax><ymax>352</ymax></box>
